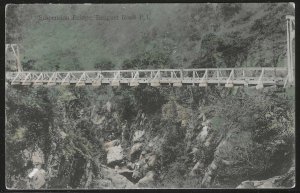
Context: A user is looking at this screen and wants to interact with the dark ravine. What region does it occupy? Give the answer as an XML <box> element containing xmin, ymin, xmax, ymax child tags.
<box><xmin>5</xmin><ymin>85</ymin><xmax>295</xmax><ymax>189</ymax></box>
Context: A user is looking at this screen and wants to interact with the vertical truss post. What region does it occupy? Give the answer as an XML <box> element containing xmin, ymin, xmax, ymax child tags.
<box><xmin>61</xmin><ymin>73</ymin><xmax>71</xmax><ymax>85</ymax></box>
<box><xmin>111</xmin><ymin>71</ymin><xmax>120</xmax><ymax>87</ymax></box>
<box><xmin>173</xmin><ymin>70</ymin><xmax>182</xmax><ymax>87</ymax></box>
<box><xmin>180</xmin><ymin>69</ymin><xmax>183</xmax><ymax>80</ymax></box>
<box><xmin>284</xmin><ymin>76</ymin><xmax>289</xmax><ymax>88</ymax></box>
<box><xmin>47</xmin><ymin>72</ymin><xmax>57</xmax><ymax>86</ymax></box>
<box><xmin>192</xmin><ymin>71</ymin><xmax>196</xmax><ymax>86</ymax></box>
<box><xmin>130</xmin><ymin>71</ymin><xmax>139</xmax><ymax>87</ymax></box>
<box><xmin>16</xmin><ymin>45</ymin><xmax>22</xmax><ymax>71</ymax></box>
<box><xmin>199</xmin><ymin>69</ymin><xmax>208</xmax><ymax>87</ymax></box>
<box><xmin>256</xmin><ymin>68</ymin><xmax>264</xmax><ymax>89</ymax></box>
<box><xmin>243</xmin><ymin>69</ymin><xmax>249</xmax><ymax>87</ymax></box>
<box><xmin>217</xmin><ymin>69</ymin><xmax>220</xmax><ymax>86</ymax></box>
<box><xmin>76</xmin><ymin>72</ymin><xmax>87</xmax><ymax>86</ymax></box>
<box><xmin>92</xmin><ymin>72</ymin><xmax>102</xmax><ymax>86</ymax></box>
<box><xmin>10</xmin><ymin>44</ymin><xmax>23</xmax><ymax>72</ymax></box>
<box><xmin>150</xmin><ymin>70</ymin><xmax>160</xmax><ymax>87</ymax></box>
<box><xmin>225</xmin><ymin>69</ymin><xmax>234</xmax><ymax>88</ymax></box>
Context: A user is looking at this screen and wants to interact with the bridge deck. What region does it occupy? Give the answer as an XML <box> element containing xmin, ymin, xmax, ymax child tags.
<box><xmin>5</xmin><ymin>67</ymin><xmax>289</xmax><ymax>88</ymax></box>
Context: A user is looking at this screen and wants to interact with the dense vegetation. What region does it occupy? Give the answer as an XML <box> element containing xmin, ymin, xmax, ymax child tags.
<box><xmin>6</xmin><ymin>3</ymin><xmax>294</xmax><ymax>71</ymax></box>
<box><xmin>5</xmin><ymin>85</ymin><xmax>295</xmax><ymax>188</ymax></box>
<box><xmin>5</xmin><ymin>3</ymin><xmax>295</xmax><ymax>189</ymax></box>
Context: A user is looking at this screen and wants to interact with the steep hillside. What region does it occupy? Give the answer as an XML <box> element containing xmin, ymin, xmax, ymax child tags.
<box><xmin>6</xmin><ymin>3</ymin><xmax>294</xmax><ymax>71</ymax></box>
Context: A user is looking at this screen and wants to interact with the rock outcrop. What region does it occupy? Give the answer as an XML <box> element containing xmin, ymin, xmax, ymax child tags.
<box><xmin>27</xmin><ymin>168</ymin><xmax>46</xmax><ymax>189</ymax></box>
<box><xmin>106</xmin><ymin>145</ymin><xmax>124</xmax><ymax>165</ymax></box>
<box><xmin>137</xmin><ymin>171</ymin><xmax>156</xmax><ymax>188</ymax></box>
<box><xmin>104</xmin><ymin>139</ymin><xmax>120</xmax><ymax>150</ymax></box>
<box><xmin>130</xmin><ymin>143</ymin><xmax>143</xmax><ymax>161</ymax></box>
<box><xmin>92</xmin><ymin>165</ymin><xmax>136</xmax><ymax>189</ymax></box>
<box><xmin>103</xmin><ymin>139</ymin><xmax>125</xmax><ymax>165</ymax></box>
<box><xmin>132</xmin><ymin>130</ymin><xmax>145</xmax><ymax>143</ymax></box>
<box><xmin>31</xmin><ymin>148</ymin><xmax>45</xmax><ymax>166</ymax></box>
<box><xmin>236</xmin><ymin>166</ymin><xmax>295</xmax><ymax>189</ymax></box>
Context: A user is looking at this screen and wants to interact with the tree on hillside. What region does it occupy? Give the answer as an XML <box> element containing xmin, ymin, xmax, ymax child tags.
<box><xmin>94</xmin><ymin>59</ymin><xmax>115</xmax><ymax>70</ymax></box>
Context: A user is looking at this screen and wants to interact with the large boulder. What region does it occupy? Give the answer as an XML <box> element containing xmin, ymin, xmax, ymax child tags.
<box><xmin>146</xmin><ymin>154</ymin><xmax>157</xmax><ymax>168</ymax></box>
<box><xmin>27</xmin><ymin>168</ymin><xmax>46</xmax><ymax>189</ymax></box>
<box><xmin>132</xmin><ymin>130</ymin><xmax>145</xmax><ymax>143</ymax></box>
<box><xmin>196</xmin><ymin>125</ymin><xmax>209</xmax><ymax>143</ymax></box>
<box><xmin>93</xmin><ymin>165</ymin><xmax>136</xmax><ymax>189</ymax></box>
<box><xmin>236</xmin><ymin>166</ymin><xmax>295</xmax><ymax>189</ymax></box>
<box><xmin>106</xmin><ymin>145</ymin><xmax>124</xmax><ymax>165</ymax></box>
<box><xmin>31</xmin><ymin>148</ymin><xmax>44</xmax><ymax>166</ymax></box>
<box><xmin>236</xmin><ymin>179</ymin><xmax>276</xmax><ymax>188</ymax></box>
<box><xmin>104</xmin><ymin>139</ymin><xmax>120</xmax><ymax>151</ymax></box>
<box><xmin>22</xmin><ymin>149</ymin><xmax>32</xmax><ymax>167</ymax></box>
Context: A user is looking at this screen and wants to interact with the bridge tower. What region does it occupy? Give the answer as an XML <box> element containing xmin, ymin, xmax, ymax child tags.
<box><xmin>286</xmin><ymin>15</ymin><xmax>295</xmax><ymax>85</ymax></box>
<box><xmin>5</xmin><ymin>44</ymin><xmax>23</xmax><ymax>72</ymax></box>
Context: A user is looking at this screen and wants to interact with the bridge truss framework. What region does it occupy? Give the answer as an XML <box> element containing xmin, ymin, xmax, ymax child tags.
<box><xmin>5</xmin><ymin>67</ymin><xmax>289</xmax><ymax>89</ymax></box>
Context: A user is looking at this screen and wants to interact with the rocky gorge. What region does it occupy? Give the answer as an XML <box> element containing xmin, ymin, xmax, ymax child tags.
<box><xmin>5</xmin><ymin>85</ymin><xmax>295</xmax><ymax>189</ymax></box>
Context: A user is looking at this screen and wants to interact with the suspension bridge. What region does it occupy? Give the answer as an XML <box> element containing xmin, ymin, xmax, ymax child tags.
<box><xmin>5</xmin><ymin>16</ymin><xmax>295</xmax><ymax>89</ymax></box>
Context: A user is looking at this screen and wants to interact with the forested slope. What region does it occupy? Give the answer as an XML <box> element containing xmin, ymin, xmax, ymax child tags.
<box><xmin>6</xmin><ymin>3</ymin><xmax>294</xmax><ymax>71</ymax></box>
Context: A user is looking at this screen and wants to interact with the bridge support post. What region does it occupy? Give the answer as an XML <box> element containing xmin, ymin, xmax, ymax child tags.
<box><xmin>256</xmin><ymin>69</ymin><xmax>264</xmax><ymax>90</ymax></box>
<box><xmin>61</xmin><ymin>73</ymin><xmax>71</xmax><ymax>86</ymax></box>
<box><xmin>47</xmin><ymin>73</ymin><xmax>57</xmax><ymax>86</ymax></box>
<box><xmin>129</xmin><ymin>71</ymin><xmax>139</xmax><ymax>87</ymax></box>
<box><xmin>150</xmin><ymin>71</ymin><xmax>161</xmax><ymax>87</ymax></box>
<box><xmin>111</xmin><ymin>71</ymin><xmax>120</xmax><ymax>87</ymax></box>
<box><xmin>199</xmin><ymin>69</ymin><xmax>208</xmax><ymax>87</ymax></box>
<box><xmin>6</xmin><ymin>44</ymin><xmax>23</xmax><ymax>72</ymax></box>
<box><xmin>217</xmin><ymin>70</ymin><xmax>220</xmax><ymax>86</ymax></box>
<box><xmin>286</xmin><ymin>15</ymin><xmax>295</xmax><ymax>85</ymax></box>
<box><xmin>225</xmin><ymin>69</ymin><xmax>234</xmax><ymax>88</ymax></box>
<box><xmin>76</xmin><ymin>72</ymin><xmax>87</xmax><ymax>86</ymax></box>
<box><xmin>172</xmin><ymin>71</ymin><xmax>182</xmax><ymax>87</ymax></box>
<box><xmin>92</xmin><ymin>72</ymin><xmax>102</xmax><ymax>86</ymax></box>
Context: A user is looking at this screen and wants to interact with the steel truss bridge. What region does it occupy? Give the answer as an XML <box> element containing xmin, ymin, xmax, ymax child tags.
<box><xmin>5</xmin><ymin>68</ymin><xmax>289</xmax><ymax>88</ymax></box>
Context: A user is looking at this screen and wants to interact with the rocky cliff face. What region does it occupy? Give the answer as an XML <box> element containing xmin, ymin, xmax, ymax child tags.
<box><xmin>5</xmin><ymin>86</ymin><xmax>295</xmax><ymax>189</ymax></box>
